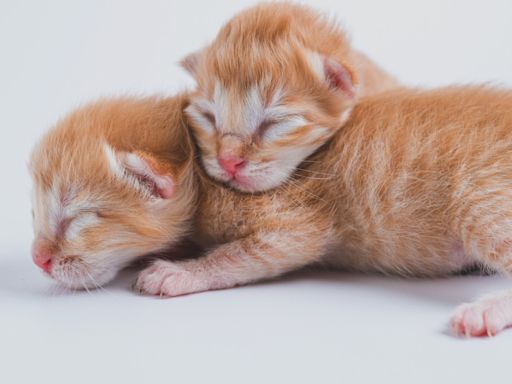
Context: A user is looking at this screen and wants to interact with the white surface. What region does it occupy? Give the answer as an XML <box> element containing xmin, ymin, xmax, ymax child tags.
<box><xmin>1</xmin><ymin>1</ymin><xmax>512</xmax><ymax>383</ymax></box>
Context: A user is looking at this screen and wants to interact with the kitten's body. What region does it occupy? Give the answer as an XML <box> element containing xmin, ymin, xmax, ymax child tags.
<box><xmin>32</xmin><ymin>86</ymin><xmax>512</xmax><ymax>336</ymax></box>
<box><xmin>191</xmin><ymin>86</ymin><xmax>512</xmax><ymax>279</ymax></box>
<box><xmin>154</xmin><ymin>86</ymin><xmax>512</xmax><ymax>337</ymax></box>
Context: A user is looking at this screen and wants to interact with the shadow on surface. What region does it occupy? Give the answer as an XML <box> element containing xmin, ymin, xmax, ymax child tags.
<box><xmin>262</xmin><ymin>266</ymin><xmax>510</xmax><ymax>306</ymax></box>
<box><xmin>0</xmin><ymin>253</ymin><xmax>140</xmax><ymax>298</ymax></box>
<box><xmin>0</xmin><ymin>252</ymin><xmax>509</xmax><ymax>305</ymax></box>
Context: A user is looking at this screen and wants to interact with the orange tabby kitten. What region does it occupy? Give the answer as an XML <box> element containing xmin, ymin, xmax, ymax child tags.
<box><xmin>30</xmin><ymin>95</ymin><xmax>195</xmax><ymax>288</ymax></box>
<box><xmin>183</xmin><ymin>2</ymin><xmax>398</xmax><ymax>192</ymax></box>
<box><xmin>31</xmin><ymin>87</ymin><xmax>512</xmax><ymax>337</ymax></box>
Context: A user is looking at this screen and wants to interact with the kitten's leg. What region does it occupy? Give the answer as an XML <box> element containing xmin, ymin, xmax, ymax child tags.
<box><xmin>451</xmin><ymin>201</ymin><xmax>512</xmax><ymax>336</ymax></box>
<box><xmin>135</xmin><ymin>230</ymin><xmax>330</xmax><ymax>297</ymax></box>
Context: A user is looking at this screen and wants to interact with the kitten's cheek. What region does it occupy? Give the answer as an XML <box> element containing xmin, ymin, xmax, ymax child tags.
<box><xmin>201</xmin><ymin>156</ymin><xmax>228</xmax><ymax>181</ymax></box>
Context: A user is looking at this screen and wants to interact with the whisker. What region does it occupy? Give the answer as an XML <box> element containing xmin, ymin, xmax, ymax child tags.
<box><xmin>81</xmin><ymin>278</ymin><xmax>92</xmax><ymax>295</ymax></box>
<box><xmin>282</xmin><ymin>165</ymin><xmax>335</xmax><ymax>178</ymax></box>
<box><xmin>84</xmin><ymin>269</ymin><xmax>111</xmax><ymax>295</ymax></box>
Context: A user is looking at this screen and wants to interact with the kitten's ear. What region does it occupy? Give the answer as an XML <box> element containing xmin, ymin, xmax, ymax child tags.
<box><xmin>180</xmin><ymin>49</ymin><xmax>203</xmax><ymax>78</ymax></box>
<box><xmin>307</xmin><ymin>52</ymin><xmax>358</xmax><ymax>99</ymax></box>
<box><xmin>103</xmin><ymin>145</ymin><xmax>174</xmax><ymax>199</ymax></box>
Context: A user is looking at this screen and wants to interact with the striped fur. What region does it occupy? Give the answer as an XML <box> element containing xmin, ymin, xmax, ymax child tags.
<box><xmin>31</xmin><ymin>86</ymin><xmax>512</xmax><ymax>336</ymax></box>
<box><xmin>30</xmin><ymin>95</ymin><xmax>195</xmax><ymax>289</ymax></box>
<box><xmin>183</xmin><ymin>2</ymin><xmax>398</xmax><ymax>192</ymax></box>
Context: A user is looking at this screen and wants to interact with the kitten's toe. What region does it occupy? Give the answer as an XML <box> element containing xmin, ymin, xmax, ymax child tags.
<box><xmin>134</xmin><ymin>261</ymin><xmax>167</xmax><ymax>295</ymax></box>
<box><xmin>450</xmin><ymin>303</ymin><xmax>486</xmax><ymax>337</ymax></box>
<box><xmin>135</xmin><ymin>260</ymin><xmax>205</xmax><ymax>297</ymax></box>
<box><xmin>450</xmin><ymin>295</ymin><xmax>512</xmax><ymax>337</ymax></box>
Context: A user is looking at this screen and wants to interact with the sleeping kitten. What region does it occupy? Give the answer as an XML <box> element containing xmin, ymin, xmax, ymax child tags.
<box><xmin>31</xmin><ymin>86</ymin><xmax>512</xmax><ymax>337</ymax></box>
<box><xmin>30</xmin><ymin>95</ymin><xmax>196</xmax><ymax>288</ymax></box>
<box><xmin>183</xmin><ymin>2</ymin><xmax>398</xmax><ymax>192</ymax></box>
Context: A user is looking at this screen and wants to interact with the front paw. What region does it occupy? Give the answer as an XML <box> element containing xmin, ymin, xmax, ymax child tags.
<box><xmin>135</xmin><ymin>260</ymin><xmax>206</xmax><ymax>297</ymax></box>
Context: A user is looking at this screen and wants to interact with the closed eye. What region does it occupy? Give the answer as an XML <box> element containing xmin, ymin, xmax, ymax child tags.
<box><xmin>259</xmin><ymin>115</ymin><xmax>308</xmax><ymax>142</ymax></box>
<box><xmin>256</xmin><ymin>119</ymin><xmax>278</xmax><ymax>136</ymax></box>
<box><xmin>201</xmin><ymin>110</ymin><xmax>216</xmax><ymax>126</ymax></box>
<box><xmin>62</xmin><ymin>211</ymin><xmax>100</xmax><ymax>241</ymax></box>
<box><xmin>56</xmin><ymin>209</ymin><xmax>99</xmax><ymax>238</ymax></box>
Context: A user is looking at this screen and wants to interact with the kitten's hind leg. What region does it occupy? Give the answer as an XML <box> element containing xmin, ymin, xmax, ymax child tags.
<box><xmin>451</xmin><ymin>202</ymin><xmax>512</xmax><ymax>337</ymax></box>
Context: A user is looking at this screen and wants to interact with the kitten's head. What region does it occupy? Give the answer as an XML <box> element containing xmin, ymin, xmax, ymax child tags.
<box><xmin>183</xmin><ymin>3</ymin><xmax>358</xmax><ymax>192</ymax></box>
<box><xmin>29</xmin><ymin>97</ymin><xmax>195</xmax><ymax>289</ymax></box>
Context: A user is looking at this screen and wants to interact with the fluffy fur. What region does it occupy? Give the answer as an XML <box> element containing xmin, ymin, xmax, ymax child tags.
<box><xmin>30</xmin><ymin>95</ymin><xmax>196</xmax><ymax>288</ymax></box>
<box><xmin>183</xmin><ymin>2</ymin><xmax>398</xmax><ymax>192</ymax></box>
<box><xmin>31</xmin><ymin>86</ymin><xmax>512</xmax><ymax>337</ymax></box>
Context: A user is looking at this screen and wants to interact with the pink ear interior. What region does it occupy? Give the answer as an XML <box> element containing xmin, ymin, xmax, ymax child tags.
<box><xmin>155</xmin><ymin>176</ymin><xmax>174</xmax><ymax>199</ymax></box>
<box><xmin>122</xmin><ymin>153</ymin><xmax>175</xmax><ymax>200</ymax></box>
<box><xmin>324</xmin><ymin>58</ymin><xmax>357</xmax><ymax>99</ymax></box>
<box><xmin>132</xmin><ymin>168</ymin><xmax>174</xmax><ymax>200</ymax></box>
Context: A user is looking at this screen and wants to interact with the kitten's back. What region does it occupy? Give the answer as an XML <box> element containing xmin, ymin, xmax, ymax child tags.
<box><xmin>318</xmin><ymin>86</ymin><xmax>512</xmax><ymax>274</ymax></box>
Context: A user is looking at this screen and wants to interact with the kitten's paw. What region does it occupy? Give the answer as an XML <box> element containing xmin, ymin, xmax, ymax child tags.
<box><xmin>450</xmin><ymin>295</ymin><xmax>512</xmax><ymax>337</ymax></box>
<box><xmin>134</xmin><ymin>260</ymin><xmax>206</xmax><ymax>297</ymax></box>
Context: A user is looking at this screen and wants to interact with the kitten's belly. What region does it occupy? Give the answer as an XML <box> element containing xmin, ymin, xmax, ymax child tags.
<box><xmin>322</xmin><ymin>239</ymin><xmax>476</xmax><ymax>277</ymax></box>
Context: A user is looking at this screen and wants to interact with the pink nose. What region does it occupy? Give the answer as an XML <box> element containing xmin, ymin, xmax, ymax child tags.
<box><xmin>32</xmin><ymin>246</ymin><xmax>53</xmax><ymax>274</ymax></box>
<box><xmin>218</xmin><ymin>155</ymin><xmax>246</xmax><ymax>176</ymax></box>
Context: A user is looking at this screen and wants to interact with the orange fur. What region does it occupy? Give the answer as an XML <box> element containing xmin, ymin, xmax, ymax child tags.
<box><xmin>184</xmin><ymin>87</ymin><xmax>512</xmax><ymax>281</ymax></box>
<box><xmin>139</xmin><ymin>86</ymin><xmax>512</xmax><ymax>338</ymax></box>
<box><xmin>30</xmin><ymin>95</ymin><xmax>196</xmax><ymax>288</ymax></box>
<box><xmin>184</xmin><ymin>2</ymin><xmax>399</xmax><ymax>192</ymax></box>
<box><xmin>31</xmin><ymin>86</ymin><xmax>512</xmax><ymax>336</ymax></box>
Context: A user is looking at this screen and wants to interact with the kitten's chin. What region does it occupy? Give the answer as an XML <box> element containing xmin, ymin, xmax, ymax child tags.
<box><xmin>227</xmin><ymin>179</ymin><xmax>258</xmax><ymax>193</ymax></box>
<box><xmin>209</xmin><ymin>170</ymin><xmax>264</xmax><ymax>193</ymax></box>
<box><xmin>228</xmin><ymin>173</ymin><xmax>287</xmax><ymax>193</ymax></box>
<box><xmin>205</xmin><ymin>163</ymin><xmax>288</xmax><ymax>193</ymax></box>
<box><xmin>53</xmin><ymin>268</ymin><xmax>118</xmax><ymax>290</ymax></box>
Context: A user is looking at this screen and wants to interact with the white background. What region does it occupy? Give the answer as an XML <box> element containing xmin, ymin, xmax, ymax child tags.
<box><xmin>1</xmin><ymin>1</ymin><xmax>512</xmax><ymax>383</ymax></box>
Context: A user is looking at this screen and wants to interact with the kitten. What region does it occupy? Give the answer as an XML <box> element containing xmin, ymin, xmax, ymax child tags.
<box><xmin>31</xmin><ymin>86</ymin><xmax>512</xmax><ymax>337</ymax></box>
<box><xmin>30</xmin><ymin>95</ymin><xmax>196</xmax><ymax>289</ymax></box>
<box><xmin>183</xmin><ymin>2</ymin><xmax>398</xmax><ymax>193</ymax></box>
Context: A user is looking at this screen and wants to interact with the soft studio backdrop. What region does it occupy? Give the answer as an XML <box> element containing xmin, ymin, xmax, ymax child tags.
<box><xmin>1</xmin><ymin>1</ymin><xmax>511</xmax><ymax>383</ymax></box>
